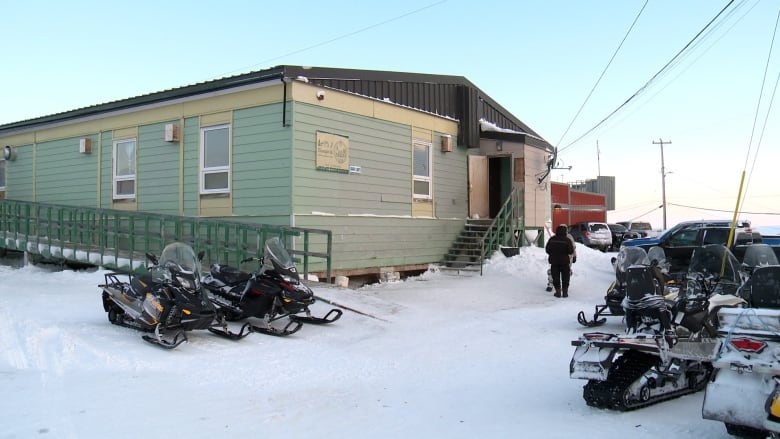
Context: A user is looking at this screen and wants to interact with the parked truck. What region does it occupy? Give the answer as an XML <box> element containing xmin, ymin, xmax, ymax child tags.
<box><xmin>621</xmin><ymin>220</ymin><xmax>780</xmax><ymax>274</ymax></box>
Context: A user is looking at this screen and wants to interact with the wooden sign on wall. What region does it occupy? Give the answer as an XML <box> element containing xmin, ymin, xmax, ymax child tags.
<box><xmin>316</xmin><ymin>131</ymin><xmax>350</xmax><ymax>172</ymax></box>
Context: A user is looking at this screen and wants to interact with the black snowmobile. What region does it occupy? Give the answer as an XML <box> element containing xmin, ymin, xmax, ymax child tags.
<box><xmin>100</xmin><ymin>242</ymin><xmax>251</xmax><ymax>349</ymax></box>
<box><xmin>202</xmin><ymin>236</ymin><xmax>342</xmax><ymax>337</ymax></box>
<box><xmin>577</xmin><ymin>246</ymin><xmax>681</xmax><ymax>327</ymax></box>
<box><xmin>570</xmin><ymin>244</ymin><xmax>746</xmax><ymax>410</ymax></box>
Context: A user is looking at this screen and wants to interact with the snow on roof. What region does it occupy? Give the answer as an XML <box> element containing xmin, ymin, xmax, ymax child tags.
<box><xmin>479</xmin><ymin>118</ymin><xmax>546</xmax><ymax>142</ymax></box>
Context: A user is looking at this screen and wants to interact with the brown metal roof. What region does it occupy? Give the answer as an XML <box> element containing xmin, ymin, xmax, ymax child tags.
<box><xmin>0</xmin><ymin>65</ymin><xmax>551</xmax><ymax>151</ymax></box>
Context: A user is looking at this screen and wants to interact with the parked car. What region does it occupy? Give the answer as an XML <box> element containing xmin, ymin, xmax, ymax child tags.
<box><xmin>606</xmin><ymin>223</ymin><xmax>640</xmax><ymax>251</ymax></box>
<box><xmin>569</xmin><ymin>222</ymin><xmax>612</xmax><ymax>252</ymax></box>
<box><xmin>616</xmin><ymin>221</ymin><xmax>656</xmax><ymax>238</ymax></box>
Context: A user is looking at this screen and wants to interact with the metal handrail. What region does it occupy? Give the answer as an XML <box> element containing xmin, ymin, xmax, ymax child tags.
<box><xmin>478</xmin><ymin>188</ymin><xmax>544</xmax><ymax>275</ymax></box>
<box><xmin>0</xmin><ymin>199</ymin><xmax>332</xmax><ymax>281</ymax></box>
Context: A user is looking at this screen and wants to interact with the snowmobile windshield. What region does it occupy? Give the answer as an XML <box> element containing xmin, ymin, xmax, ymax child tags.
<box><xmin>647</xmin><ymin>246</ymin><xmax>670</xmax><ymax>272</ymax></box>
<box><xmin>263</xmin><ymin>237</ymin><xmax>299</xmax><ymax>282</ymax></box>
<box><xmin>688</xmin><ymin>244</ymin><xmax>741</xmax><ymax>295</ymax></box>
<box><xmin>616</xmin><ymin>246</ymin><xmax>649</xmax><ymax>272</ymax></box>
<box><xmin>741</xmin><ymin>244</ymin><xmax>779</xmax><ymax>268</ymax></box>
<box><xmin>157</xmin><ymin>242</ymin><xmax>203</xmax><ymax>289</ymax></box>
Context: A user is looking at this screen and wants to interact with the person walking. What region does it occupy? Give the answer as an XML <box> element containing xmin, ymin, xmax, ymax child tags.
<box><xmin>546</xmin><ymin>225</ymin><xmax>576</xmax><ymax>292</ymax></box>
<box><xmin>546</xmin><ymin>224</ymin><xmax>575</xmax><ymax>298</ymax></box>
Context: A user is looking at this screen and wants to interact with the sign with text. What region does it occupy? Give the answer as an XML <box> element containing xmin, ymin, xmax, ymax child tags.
<box><xmin>316</xmin><ymin>131</ymin><xmax>349</xmax><ymax>172</ymax></box>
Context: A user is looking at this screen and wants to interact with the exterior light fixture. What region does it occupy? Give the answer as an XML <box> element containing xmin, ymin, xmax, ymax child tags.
<box><xmin>3</xmin><ymin>145</ymin><xmax>15</xmax><ymax>161</ymax></box>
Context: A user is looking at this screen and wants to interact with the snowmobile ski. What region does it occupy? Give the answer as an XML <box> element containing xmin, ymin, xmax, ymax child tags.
<box><xmin>577</xmin><ymin>310</ymin><xmax>607</xmax><ymax>327</ymax></box>
<box><xmin>251</xmin><ymin>318</ymin><xmax>303</xmax><ymax>337</ymax></box>
<box><xmin>290</xmin><ymin>308</ymin><xmax>343</xmax><ymax>325</ymax></box>
<box><xmin>142</xmin><ymin>325</ymin><xmax>188</xmax><ymax>350</ymax></box>
<box><xmin>207</xmin><ymin>321</ymin><xmax>253</xmax><ymax>340</ymax></box>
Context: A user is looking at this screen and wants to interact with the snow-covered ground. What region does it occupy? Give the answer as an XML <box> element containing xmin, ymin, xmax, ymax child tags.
<box><xmin>0</xmin><ymin>245</ymin><xmax>737</xmax><ymax>438</ymax></box>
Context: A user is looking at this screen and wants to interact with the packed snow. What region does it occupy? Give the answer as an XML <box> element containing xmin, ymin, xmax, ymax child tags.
<box><xmin>0</xmin><ymin>245</ymin><xmax>739</xmax><ymax>438</ymax></box>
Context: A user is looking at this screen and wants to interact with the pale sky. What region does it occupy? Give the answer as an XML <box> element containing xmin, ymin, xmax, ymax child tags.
<box><xmin>2</xmin><ymin>0</ymin><xmax>778</xmax><ymax>228</ymax></box>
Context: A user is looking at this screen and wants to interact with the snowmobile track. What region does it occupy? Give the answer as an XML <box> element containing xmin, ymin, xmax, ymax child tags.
<box><xmin>582</xmin><ymin>349</ymin><xmax>710</xmax><ymax>411</ymax></box>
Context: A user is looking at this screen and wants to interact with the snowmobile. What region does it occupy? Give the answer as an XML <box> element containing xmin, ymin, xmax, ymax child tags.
<box><xmin>570</xmin><ymin>244</ymin><xmax>746</xmax><ymax>411</ymax></box>
<box><xmin>100</xmin><ymin>242</ymin><xmax>251</xmax><ymax>349</ymax></box>
<box><xmin>577</xmin><ymin>246</ymin><xmax>682</xmax><ymax>327</ymax></box>
<box><xmin>702</xmin><ymin>244</ymin><xmax>780</xmax><ymax>438</ymax></box>
<box><xmin>201</xmin><ymin>236</ymin><xmax>342</xmax><ymax>337</ymax></box>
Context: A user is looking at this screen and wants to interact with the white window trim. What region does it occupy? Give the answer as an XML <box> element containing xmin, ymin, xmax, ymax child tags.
<box><xmin>0</xmin><ymin>158</ymin><xmax>6</xmax><ymax>191</ymax></box>
<box><xmin>112</xmin><ymin>138</ymin><xmax>136</xmax><ymax>199</ymax></box>
<box><xmin>413</xmin><ymin>140</ymin><xmax>433</xmax><ymax>200</ymax></box>
<box><xmin>200</xmin><ymin>124</ymin><xmax>231</xmax><ymax>194</ymax></box>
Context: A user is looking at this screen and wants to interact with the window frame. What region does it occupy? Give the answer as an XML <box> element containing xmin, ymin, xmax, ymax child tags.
<box><xmin>412</xmin><ymin>140</ymin><xmax>433</xmax><ymax>200</ymax></box>
<box><xmin>199</xmin><ymin>124</ymin><xmax>231</xmax><ymax>194</ymax></box>
<box><xmin>0</xmin><ymin>157</ymin><xmax>6</xmax><ymax>191</ymax></box>
<box><xmin>112</xmin><ymin>138</ymin><xmax>137</xmax><ymax>200</ymax></box>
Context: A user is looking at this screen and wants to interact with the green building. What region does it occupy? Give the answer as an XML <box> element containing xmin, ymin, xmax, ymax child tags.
<box><xmin>0</xmin><ymin>66</ymin><xmax>553</xmax><ymax>282</ymax></box>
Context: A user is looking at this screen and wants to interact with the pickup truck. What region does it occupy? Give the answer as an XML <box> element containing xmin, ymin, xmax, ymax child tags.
<box><xmin>622</xmin><ymin>220</ymin><xmax>780</xmax><ymax>274</ymax></box>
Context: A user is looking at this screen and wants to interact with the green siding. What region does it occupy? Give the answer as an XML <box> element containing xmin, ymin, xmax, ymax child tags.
<box><xmin>137</xmin><ymin>122</ymin><xmax>180</xmax><ymax>215</ymax></box>
<box><xmin>295</xmin><ymin>215</ymin><xmax>464</xmax><ymax>272</ymax></box>
<box><xmin>433</xmin><ymin>132</ymin><xmax>468</xmax><ymax>218</ymax></box>
<box><xmin>292</xmin><ymin>103</ymin><xmax>413</xmax><ymax>216</ymax></box>
<box><xmin>232</xmin><ymin>104</ymin><xmax>293</xmax><ymax>217</ymax></box>
<box><xmin>36</xmin><ymin>136</ymin><xmax>98</xmax><ymax>206</ymax></box>
<box><xmin>6</xmin><ymin>145</ymin><xmax>34</xmax><ymax>201</ymax></box>
<box><xmin>100</xmin><ymin>131</ymin><xmax>113</xmax><ymax>208</ymax></box>
<box><xmin>182</xmin><ymin>117</ymin><xmax>199</xmax><ymax>216</ymax></box>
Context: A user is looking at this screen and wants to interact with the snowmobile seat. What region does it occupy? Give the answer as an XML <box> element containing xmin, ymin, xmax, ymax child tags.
<box><xmin>625</xmin><ymin>266</ymin><xmax>660</xmax><ymax>302</ymax></box>
<box><xmin>747</xmin><ymin>266</ymin><xmax>780</xmax><ymax>309</ymax></box>
<box><xmin>130</xmin><ymin>274</ymin><xmax>153</xmax><ymax>297</ymax></box>
<box><xmin>624</xmin><ymin>265</ymin><xmax>672</xmax><ymax>332</ymax></box>
<box><xmin>211</xmin><ymin>264</ymin><xmax>252</xmax><ymax>285</ymax></box>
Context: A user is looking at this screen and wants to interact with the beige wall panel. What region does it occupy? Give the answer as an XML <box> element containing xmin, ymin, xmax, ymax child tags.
<box><xmin>412</xmin><ymin>200</ymin><xmax>433</xmax><ymax>217</ymax></box>
<box><xmin>523</xmin><ymin>145</ymin><xmax>551</xmax><ymax>228</ymax></box>
<box><xmin>111</xmin><ymin>201</ymin><xmax>137</xmax><ymax>211</ymax></box>
<box><xmin>113</xmin><ymin>127</ymin><xmax>138</xmax><ymax>140</ymax></box>
<box><xmin>412</xmin><ymin>127</ymin><xmax>432</xmax><ymax>142</ymax></box>
<box><xmin>2</xmin><ymin>133</ymin><xmax>35</xmax><ymax>146</ymax></box>
<box><xmin>291</xmin><ymin>82</ymin><xmax>458</xmax><ymax>136</ymax></box>
<box><xmin>200</xmin><ymin>112</ymin><xmax>232</xmax><ymax>126</ymax></box>
<box><xmin>292</xmin><ymin>82</ymin><xmax>374</xmax><ymax>116</ymax></box>
<box><xmin>200</xmin><ymin>196</ymin><xmax>232</xmax><ymax>216</ymax></box>
<box><xmin>9</xmin><ymin>85</ymin><xmax>283</xmax><ymax>143</ymax></box>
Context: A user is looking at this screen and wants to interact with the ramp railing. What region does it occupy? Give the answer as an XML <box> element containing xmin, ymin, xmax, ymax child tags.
<box><xmin>0</xmin><ymin>199</ymin><xmax>332</xmax><ymax>280</ymax></box>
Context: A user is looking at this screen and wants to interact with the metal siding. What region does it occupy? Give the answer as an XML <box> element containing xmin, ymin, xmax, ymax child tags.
<box><xmin>8</xmin><ymin>145</ymin><xmax>34</xmax><ymax>201</ymax></box>
<box><xmin>137</xmin><ymin>123</ymin><xmax>180</xmax><ymax>215</ymax></box>
<box><xmin>292</xmin><ymin>103</ymin><xmax>412</xmax><ymax>216</ymax></box>
<box><xmin>433</xmin><ymin>134</ymin><xmax>468</xmax><ymax>218</ymax></box>
<box><xmin>100</xmin><ymin>131</ymin><xmax>113</xmax><ymax>208</ymax></box>
<box><xmin>232</xmin><ymin>104</ymin><xmax>293</xmax><ymax>217</ymax></box>
<box><xmin>294</xmin><ymin>214</ymin><xmax>464</xmax><ymax>272</ymax></box>
<box><xmin>36</xmin><ymin>137</ymin><xmax>98</xmax><ymax>206</ymax></box>
<box><xmin>182</xmin><ymin>117</ymin><xmax>200</xmax><ymax>216</ymax></box>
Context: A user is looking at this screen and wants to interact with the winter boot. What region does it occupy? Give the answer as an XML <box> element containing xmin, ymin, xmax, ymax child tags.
<box><xmin>562</xmin><ymin>287</ymin><xmax>568</xmax><ymax>298</ymax></box>
<box><xmin>554</xmin><ymin>287</ymin><xmax>561</xmax><ymax>298</ymax></box>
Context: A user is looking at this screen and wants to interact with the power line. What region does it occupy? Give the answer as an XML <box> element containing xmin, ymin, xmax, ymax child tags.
<box><xmin>560</xmin><ymin>0</ymin><xmax>742</xmax><ymax>152</ymax></box>
<box><xmin>668</xmin><ymin>202</ymin><xmax>780</xmax><ymax>216</ymax></box>
<box><xmin>553</xmin><ymin>0</ymin><xmax>649</xmax><ymax>149</ymax></box>
<box><xmin>214</xmin><ymin>1</ymin><xmax>448</xmax><ymax>79</ymax></box>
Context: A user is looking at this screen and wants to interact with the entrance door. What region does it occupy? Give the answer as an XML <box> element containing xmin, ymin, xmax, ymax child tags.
<box><xmin>468</xmin><ymin>155</ymin><xmax>489</xmax><ymax>218</ymax></box>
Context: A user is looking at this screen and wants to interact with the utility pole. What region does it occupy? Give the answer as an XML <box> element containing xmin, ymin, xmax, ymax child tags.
<box><xmin>596</xmin><ymin>140</ymin><xmax>601</xmax><ymax>176</ymax></box>
<box><xmin>652</xmin><ymin>138</ymin><xmax>671</xmax><ymax>229</ymax></box>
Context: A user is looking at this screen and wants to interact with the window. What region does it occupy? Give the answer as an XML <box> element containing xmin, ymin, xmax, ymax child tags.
<box><xmin>200</xmin><ymin>124</ymin><xmax>230</xmax><ymax>194</ymax></box>
<box><xmin>112</xmin><ymin>139</ymin><xmax>136</xmax><ymax>199</ymax></box>
<box><xmin>413</xmin><ymin>140</ymin><xmax>432</xmax><ymax>199</ymax></box>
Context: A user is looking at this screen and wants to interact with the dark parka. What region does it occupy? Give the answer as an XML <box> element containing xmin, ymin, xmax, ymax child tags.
<box><xmin>546</xmin><ymin>226</ymin><xmax>575</xmax><ymax>264</ymax></box>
